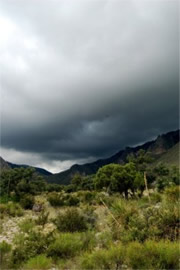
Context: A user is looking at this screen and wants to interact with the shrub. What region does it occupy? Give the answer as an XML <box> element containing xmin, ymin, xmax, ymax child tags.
<box><xmin>47</xmin><ymin>192</ymin><xmax>80</xmax><ymax>207</ymax></box>
<box><xmin>1</xmin><ymin>202</ymin><xmax>24</xmax><ymax>217</ymax></box>
<box><xmin>35</xmin><ymin>209</ymin><xmax>49</xmax><ymax>227</ymax></box>
<box><xmin>65</xmin><ymin>195</ymin><xmax>79</xmax><ymax>206</ymax></box>
<box><xmin>126</xmin><ymin>240</ymin><xmax>180</xmax><ymax>270</ymax></box>
<box><xmin>126</xmin><ymin>242</ymin><xmax>148</xmax><ymax>269</ymax></box>
<box><xmin>155</xmin><ymin>240</ymin><xmax>179</xmax><ymax>269</ymax></box>
<box><xmin>55</xmin><ymin>208</ymin><xmax>88</xmax><ymax>232</ymax></box>
<box><xmin>164</xmin><ymin>186</ymin><xmax>180</xmax><ymax>202</ymax></box>
<box><xmin>0</xmin><ymin>241</ymin><xmax>11</xmax><ymax>265</ymax></box>
<box><xmin>47</xmin><ymin>192</ymin><xmax>64</xmax><ymax>207</ymax></box>
<box><xmin>80</xmin><ymin>244</ymin><xmax>125</xmax><ymax>270</ymax></box>
<box><xmin>19</xmin><ymin>218</ymin><xmax>35</xmax><ymax>233</ymax></box>
<box><xmin>150</xmin><ymin>192</ymin><xmax>162</xmax><ymax>203</ymax></box>
<box><xmin>110</xmin><ymin>196</ymin><xmax>179</xmax><ymax>242</ymax></box>
<box><xmin>20</xmin><ymin>194</ymin><xmax>35</xmax><ymax>209</ymax></box>
<box><xmin>11</xmin><ymin>230</ymin><xmax>55</xmax><ymax>267</ymax></box>
<box><xmin>47</xmin><ymin>233</ymin><xmax>84</xmax><ymax>258</ymax></box>
<box><xmin>23</xmin><ymin>254</ymin><xmax>52</xmax><ymax>270</ymax></box>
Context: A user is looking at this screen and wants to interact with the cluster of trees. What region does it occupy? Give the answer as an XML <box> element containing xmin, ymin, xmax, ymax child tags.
<box><xmin>70</xmin><ymin>150</ymin><xmax>179</xmax><ymax>197</ymax></box>
<box><xmin>0</xmin><ymin>168</ymin><xmax>46</xmax><ymax>201</ymax></box>
<box><xmin>0</xmin><ymin>149</ymin><xmax>179</xmax><ymax>200</ymax></box>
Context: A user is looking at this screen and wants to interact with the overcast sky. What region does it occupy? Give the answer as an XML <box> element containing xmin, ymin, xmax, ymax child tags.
<box><xmin>0</xmin><ymin>0</ymin><xmax>179</xmax><ymax>173</ymax></box>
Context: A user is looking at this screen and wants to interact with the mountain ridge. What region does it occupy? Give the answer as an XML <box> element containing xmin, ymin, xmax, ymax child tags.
<box><xmin>1</xmin><ymin>129</ymin><xmax>179</xmax><ymax>184</ymax></box>
<box><xmin>0</xmin><ymin>157</ymin><xmax>52</xmax><ymax>176</ymax></box>
<box><xmin>47</xmin><ymin>129</ymin><xmax>179</xmax><ymax>184</ymax></box>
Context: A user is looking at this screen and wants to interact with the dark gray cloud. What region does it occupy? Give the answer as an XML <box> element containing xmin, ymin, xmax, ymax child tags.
<box><xmin>0</xmin><ymin>0</ymin><xmax>179</xmax><ymax>172</ymax></box>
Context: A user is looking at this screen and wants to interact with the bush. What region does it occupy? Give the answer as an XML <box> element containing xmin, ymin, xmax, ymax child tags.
<box><xmin>11</xmin><ymin>230</ymin><xmax>55</xmax><ymax>267</ymax></box>
<box><xmin>19</xmin><ymin>218</ymin><xmax>35</xmax><ymax>233</ymax></box>
<box><xmin>20</xmin><ymin>194</ymin><xmax>35</xmax><ymax>209</ymax></box>
<box><xmin>47</xmin><ymin>192</ymin><xmax>64</xmax><ymax>207</ymax></box>
<box><xmin>150</xmin><ymin>192</ymin><xmax>162</xmax><ymax>203</ymax></box>
<box><xmin>164</xmin><ymin>186</ymin><xmax>180</xmax><ymax>202</ymax></box>
<box><xmin>126</xmin><ymin>240</ymin><xmax>180</xmax><ymax>269</ymax></box>
<box><xmin>54</xmin><ymin>208</ymin><xmax>88</xmax><ymax>232</ymax></box>
<box><xmin>0</xmin><ymin>241</ymin><xmax>11</xmax><ymax>265</ymax></box>
<box><xmin>35</xmin><ymin>209</ymin><xmax>49</xmax><ymax>227</ymax></box>
<box><xmin>47</xmin><ymin>192</ymin><xmax>80</xmax><ymax>207</ymax></box>
<box><xmin>126</xmin><ymin>242</ymin><xmax>148</xmax><ymax>269</ymax></box>
<box><xmin>47</xmin><ymin>233</ymin><xmax>84</xmax><ymax>258</ymax></box>
<box><xmin>66</xmin><ymin>195</ymin><xmax>79</xmax><ymax>206</ymax></box>
<box><xmin>80</xmin><ymin>244</ymin><xmax>125</xmax><ymax>270</ymax></box>
<box><xmin>155</xmin><ymin>240</ymin><xmax>179</xmax><ymax>269</ymax></box>
<box><xmin>23</xmin><ymin>254</ymin><xmax>52</xmax><ymax>270</ymax></box>
<box><xmin>0</xmin><ymin>202</ymin><xmax>24</xmax><ymax>217</ymax></box>
<box><xmin>110</xmin><ymin>197</ymin><xmax>179</xmax><ymax>242</ymax></box>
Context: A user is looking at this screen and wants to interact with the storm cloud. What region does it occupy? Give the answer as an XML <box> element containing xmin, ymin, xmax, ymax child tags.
<box><xmin>0</xmin><ymin>0</ymin><xmax>179</xmax><ymax>172</ymax></box>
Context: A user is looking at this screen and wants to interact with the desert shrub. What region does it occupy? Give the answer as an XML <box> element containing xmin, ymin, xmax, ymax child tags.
<box><xmin>126</xmin><ymin>240</ymin><xmax>180</xmax><ymax>269</ymax></box>
<box><xmin>150</xmin><ymin>192</ymin><xmax>162</xmax><ymax>203</ymax></box>
<box><xmin>65</xmin><ymin>195</ymin><xmax>80</xmax><ymax>206</ymax></box>
<box><xmin>20</xmin><ymin>194</ymin><xmax>35</xmax><ymax>209</ymax></box>
<box><xmin>47</xmin><ymin>192</ymin><xmax>80</xmax><ymax>207</ymax></box>
<box><xmin>35</xmin><ymin>209</ymin><xmax>49</xmax><ymax>227</ymax></box>
<box><xmin>80</xmin><ymin>244</ymin><xmax>125</xmax><ymax>270</ymax></box>
<box><xmin>164</xmin><ymin>186</ymin><xmax>180</xmax><ymax>202</ymax></box>
<box><xmin>23</xmin><ymin>254</ymin><xmax>52</xmax><ymax>270</ymax></box>
<box><xmin>0</xmin><ymin>241</ymin><xmax>11</xmax><ymax>265</ymax></box>
<box><xmin>54</xmin><ymin>208</ymin><xmax>88</xmax><ymax>232</ymax></box>
<box><xmin>1</xmin><ymin>202</ymin><xmax>24</xmax><ymax>217</ymax></box>
<box><xmin>77</xmin><ymin>191</ymin><xmax>97</xmax><ymax>204</ymax></box>
<box><xmin>47</xmin><ymin>192</ymin><xmax>64</xmax><ymax>207</ymax></box>
<box><xmin>145</xmin><ymin>202</ymin><xmax>179</xmax><ymax>241</ymax></box>
<box><xmin>110</xmin><ymin>197</ymin><xmax>179</xmax><ymax>242</ymax></box>
<box><xmin>155</xmin><ymin>240</ymin><xmax>179</xmax><ymax>269</ymax></box>
<box><xmin>19</xmin><ymin>218</ymin><xmax>35</xmax><ymax>233</ymax></box>
<box><xmin>126</xmin><ymin>241</ymin><xmax>148</xmax><ymax>269</ymax></box>
<box><xmin>11</xmin><ymin>230</ymin><xmax>55</xmax><ymax>267</ymax></box>
<box><xmin>47</xmin><ymin>233</ymin><xmax>84</xmax><ymax>258</ymax></box>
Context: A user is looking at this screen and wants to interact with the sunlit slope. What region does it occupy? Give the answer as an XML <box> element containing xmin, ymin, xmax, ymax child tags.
<box><xmin>154</xmin><ymin>142</ymin><xmax>179</xmax><ymax>167</ymax></box>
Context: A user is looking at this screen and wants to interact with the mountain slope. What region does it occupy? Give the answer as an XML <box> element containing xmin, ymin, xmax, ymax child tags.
<box><xmin>47</xmin><ymin>129</ymin><xmax>179</xmax><ymax>185</ymax></box>
<box><xmin>154</xmin><ymin>142</ymin><xmax>179</xmax><ymax>167</ymax></box>
<box><xmin>0</xmin><ymin>157</ymin><xmax>11</xmax><ymax>170</ymax></box>
<box><xmin>0</xmin><ymin>157</ymin><xmax>52</xmax><ymax>176</ymax></box>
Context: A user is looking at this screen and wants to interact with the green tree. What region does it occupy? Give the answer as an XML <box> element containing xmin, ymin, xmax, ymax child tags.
<box><xmin>94</xmin><ymin>162</ymin><xmax>143</xmax><ymax>198</ymax></box>
<box><xmin>0</xmin><ymin>167</ymin><xmax>46</xmax><ymax>200</ymax></box>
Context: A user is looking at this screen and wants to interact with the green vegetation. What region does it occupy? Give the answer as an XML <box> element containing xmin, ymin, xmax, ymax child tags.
<box><xmin>54</xmin><ymin>208</ymin><xmax>89</xmax><ymax>232</ymax></box>
<box><xmin>23</xmin><ymin>254</ymin><xmax>52</xmax><ymax>270</ymax></box>
<box><xmin>0</xmin><ymin>153</ymin><xmax>179</xmax><ymax>269</ymax></box>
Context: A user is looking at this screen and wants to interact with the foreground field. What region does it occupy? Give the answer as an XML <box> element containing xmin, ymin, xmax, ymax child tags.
<box><xmin>0</xmin><ymin>186</ymin><xmax>179</xmax><ymax>270</ymax></box>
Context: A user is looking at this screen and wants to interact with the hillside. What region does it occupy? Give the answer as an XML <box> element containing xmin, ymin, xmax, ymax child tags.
<box><xmin>0</xmin><ymin>157</ymin><xmax>11</xmax><ymax>170</ymax></box>
<box><xmin>47</xmin><ymin>129</ymin><xmax>179</xmax><ymax>185</ymax></box>
<box><xmin>0</xmin><ymin>157</ymin><xmax>52</xmax><ymax>177</ymax></box>
<box><xmin>154</xmin><ymin>142</ymin><xmax>179</xmax><ymax>167</ymax></box>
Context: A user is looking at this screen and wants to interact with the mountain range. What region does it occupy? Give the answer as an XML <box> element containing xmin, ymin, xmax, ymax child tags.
<box><xmin>1</xmin><ymin>129</ymin><xmax>179</xmax><ymax>185</ymax></box>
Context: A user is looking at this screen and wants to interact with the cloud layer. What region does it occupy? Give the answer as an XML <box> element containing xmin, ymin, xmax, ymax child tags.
<box><xmin>0</xmin><ymin>0</ymin><xmax>179</xmax><ymax>172</ymax></box>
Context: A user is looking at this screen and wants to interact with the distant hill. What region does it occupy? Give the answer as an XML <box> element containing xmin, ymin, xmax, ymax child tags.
<box><xmin>47</xmin><ymin>130</ymin><xmax>179</xmax><ymax>185</ymax></box>
<box><xmin>0</xmin><ymin>157</ymin><xmax>52</xmax><ymax>176</ymax></box>
<box><xmin>1</xmin><ymin>130</ymin><xmax>179</xmax><ymax>185</ymax></box>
